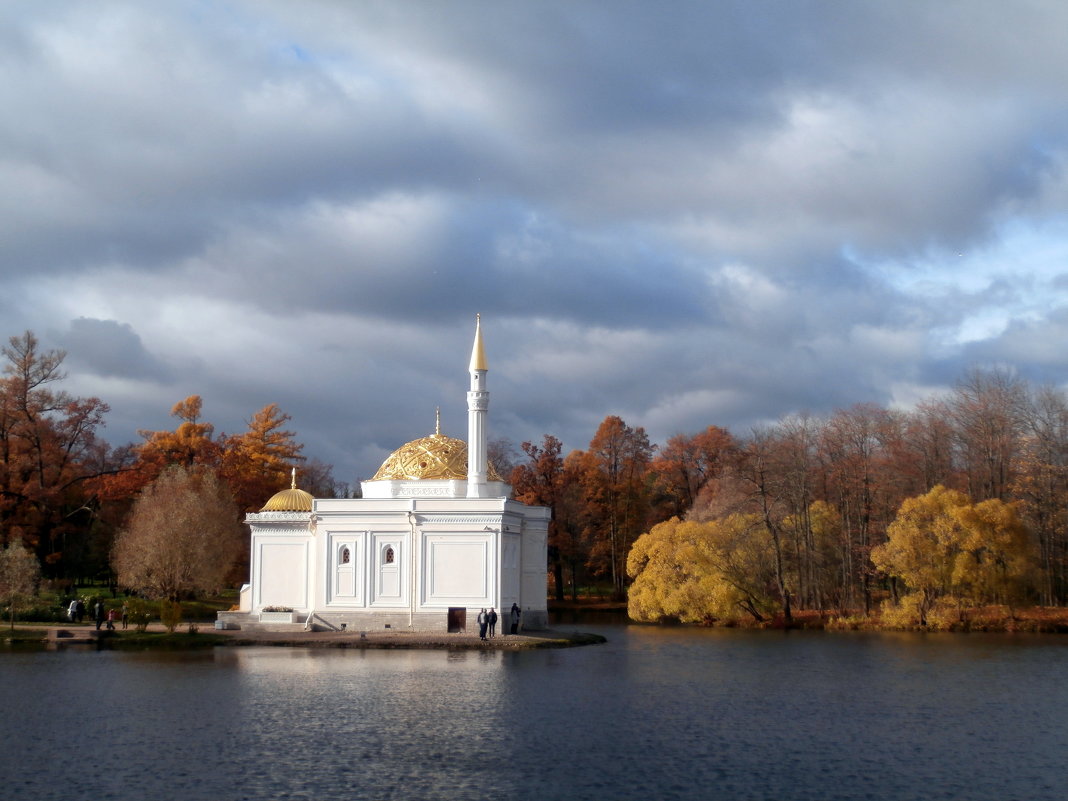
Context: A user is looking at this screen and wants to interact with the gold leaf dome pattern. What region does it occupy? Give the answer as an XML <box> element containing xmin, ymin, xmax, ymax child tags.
<box><xmin>371</xmin><ymin>432</ymin><xmax>503</xmax><ymax>482</ymax></box>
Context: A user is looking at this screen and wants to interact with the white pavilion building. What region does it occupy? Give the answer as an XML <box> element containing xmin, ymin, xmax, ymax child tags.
<box><xmin>219</xmin><ymin>317</ymin><xmax>549</xmax><ymax>633</ymax></box>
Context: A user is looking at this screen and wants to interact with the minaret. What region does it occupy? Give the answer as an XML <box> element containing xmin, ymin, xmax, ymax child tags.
<box><xmin>467</xmin><ymin>314</ymin><xmax>490</xmax><ymax>498</ymax></box>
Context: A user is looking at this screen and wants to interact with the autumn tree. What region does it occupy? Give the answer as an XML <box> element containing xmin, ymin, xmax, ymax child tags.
<box><xmin>872</xmin><ymin>485</ymin><xmax>1036</xmax><ymax>625</ymax></box>
<box><xmin>112</xmin><ymin>466</ymin><xmax>243</xmax><ymax>600</ymax></box>
<box><xmin>136</xmin><ymin>395</ymin><xmax>220</xmax><ymax>476</ymax></box>
<box><xmin>220</xmin><ymin>403</ymin><xmax>305</xmax><ymax>513</ymax></box>
<box><xmin>578</xmin><ymin>416</ymin><xmax>654</xmax><ymax>597</ymax></box>
<box><xmin>952</xmin><ymin>497</ymin><xmax>1035</xmax><ymax>609</ymax></box>
<box><xmin>891</xmin><ymin>401</ymin><xmax>958</xmax><ymax>495</ymax></box>
<box><xmin>818</xmin><ymin>404</ymin><xmax>903</xmax><ymax>614</ymax></box>
<box><xmin>627</xmin><ymin>514</ymin><xmax>776</xmax><ymax>624</ymax></box>
<box><xmin>0</xmin><ymin>332</ymin><xmax>112</xmax><ymax>576</ymax></box>
<box><xmin>723</xmin><ymin>428</ymin><xmax>797</xmax><ymax>622</ymax></box>
<box><xmin>0</xmin><ymin>542</ymin><xmax>40</xmax><ymax>629</ymax></box>
<box><xmin>558</xmin><ymin>449</ymin><xmax>594</xmax><ymax>601</ymax></box>
<box><xmin>781</xmin><ymin>499</ymin><xmax>843</xmax><ymax>613</ymax></box>
<box><xmin>649</xmin><ymin>425</ymin><xmax>735</xmax><ymax>518</ymax></box>
<box><xmin>488</xmin><ymin>437</ymin><xmax>518</xmax><ymax>481</ymax></box>
<box><xmin>511</xmin><ymin>435</ymin><xmax>569</xmax><ymax>600</ymax></box>
<box><xmin>871</xmin><ymin>486</ymin><xmax>968</xmax><ymax>624</ymax></box>
<box><xmin>297</xmin><ymin>458</ymin><xmax>340</xmax><ymax>500</ymax></box>
<box><xmin>949</xmin><ymin>368</ymin><xmax>1027</xmax><ymax>501</ymax></box>
<box><xmin>1012</xmin><ymin>385</ymin><xmax>1068</xmax><ymax>604</ymax></box>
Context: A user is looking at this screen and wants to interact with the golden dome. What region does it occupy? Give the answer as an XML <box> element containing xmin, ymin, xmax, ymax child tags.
<box><xmin>371</xmin><ymin>427</ymin><xmax>503</xmax><ymax>482</ymax></box>
<box><xmin>260</xmin><ymin>469</ymin><xmax>314</xmax><ymax>512</ymax></box>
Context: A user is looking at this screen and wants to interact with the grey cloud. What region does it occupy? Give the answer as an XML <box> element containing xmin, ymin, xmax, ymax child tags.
<box><xmin>57</xmin><ymin>318</ymin><xmax>173</xmax><ymax>382</ymax></box>
<box><xmin>4</xmin><ymin>2</ymin><xmax>1068</xmax><ymax>480</ymax></box>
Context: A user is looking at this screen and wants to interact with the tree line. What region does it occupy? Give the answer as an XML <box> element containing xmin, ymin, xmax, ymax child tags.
<box><xmin>510</xmin><ymin>368</ymin><xmax>1068</xmax><ymax>622</ymax></box>
<box><xmin>7</xmin><ymin>323</ymin><xmax>1068</xmax><ymax>622</ymax></box>
<box><xmin>0</xmin><ymin>331</ymin><xmax>336</xmax><ymax>594</ymax></box>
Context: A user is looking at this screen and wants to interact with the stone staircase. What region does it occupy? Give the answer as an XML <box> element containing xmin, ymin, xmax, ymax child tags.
<box><xmin>215</xmin><ymin>611</ymin><xmax>309</xmax><ymax>632</ymax></box>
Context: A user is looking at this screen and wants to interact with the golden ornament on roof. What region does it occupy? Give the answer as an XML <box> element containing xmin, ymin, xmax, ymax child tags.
<box><xmin>260</xmin><ymin>468</ymin><xmax>314</xmax><ymax>512</ymax></box>
<box><xmin>370</xmin><ymin>414</ymin><xmax>503</xmax><ymax>482</ymax></box>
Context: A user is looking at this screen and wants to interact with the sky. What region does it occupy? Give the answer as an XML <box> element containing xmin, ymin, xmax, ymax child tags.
<box><xmin>4</xmin><ymin>1</ymin><xmax>1068</xmax><ymax>485</ymax></box>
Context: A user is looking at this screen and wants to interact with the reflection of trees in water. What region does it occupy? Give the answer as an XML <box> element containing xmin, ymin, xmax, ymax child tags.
<box><xmin>549</xmin><ymin>606</ymin><xmax>629</xmax><ymax>625</ymax></box>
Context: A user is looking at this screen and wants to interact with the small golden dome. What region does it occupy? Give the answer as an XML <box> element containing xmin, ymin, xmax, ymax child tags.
<box><xmin>371</xmin><ymin>431</ymin><xmax>503</xmax><ymax>482</ymax></box>
<box><xmin>260</xmin><ymin>487</ymin><xmax>314</xmax><ymax>512</ymax></box>
<box><xmin>260</xmin><ymin>469</ymin><xmax>314</xmax><ymax>512</ymax></box>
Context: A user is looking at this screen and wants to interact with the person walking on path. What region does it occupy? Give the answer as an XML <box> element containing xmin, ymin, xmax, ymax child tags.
<box><xmin>106</xmin><ymin>608</ymin><xmax>117</xmax><ymax>631</ymax></box>
<box><xmin>477</xmin><ymin>608</ymin><xmax>488</xmax><ymax>641</ymax></box>
<box><xmin>510</xmin><ymin>603</ymin><xmax>521</xmax><ymax>635</ymax></box>
<box><xmin>488</xmin><ymin>607</ymin><xmax>498</xmax><ymax>638</ymax></box>
<box><xmin>67</xmin><ymin>599</ymin><xmax>78</xmax><ymax>623</ymax></box>
<box><xmin>94</xmin><ymin>601</ymin><xmax>105</xmax><ymax>631</ymax></box>
<box><xmin>121</xmin><ymin>603</ymin><xmax>129</xmax><ymax>630</ymax></box>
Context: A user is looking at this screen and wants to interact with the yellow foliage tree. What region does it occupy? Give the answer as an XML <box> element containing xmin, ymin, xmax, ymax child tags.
<box><xmin>872</xmin><ymin>485</ymin><xmax>1036</xmax><ymax>625</ymax></box>
<box><xmin>627</xmin><ymin>514</ymin><xmax>776</xmax><ymax>624</ymax></box>
<box><xmin>952</xmin><ymin>498</ymin><xmax>1035</xmax><ymax>609</ymax></box>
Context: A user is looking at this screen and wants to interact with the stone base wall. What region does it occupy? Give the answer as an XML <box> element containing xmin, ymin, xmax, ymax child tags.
<box><xmin>216</xmin><ymin>608</ymin><xmax>548</xmax><ymax>632</ymax></box>
<box><xmin>309</xmin><ymin>611</ymin><xmax>450</xmax><ymax>633</ymax></box>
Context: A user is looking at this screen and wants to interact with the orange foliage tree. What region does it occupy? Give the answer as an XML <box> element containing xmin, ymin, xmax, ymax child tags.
<box><xmin>0</xmin><ymin>332</ymin><xmax>114</xmax><ymax>577</ymax></box>
<box><xmin>137</xmin><ymin>395</ymin><xmax>221</xmax><ymax>476</ymax></box>
<box><xmin>576</xmin><ymin>415</ymin><xmax>654</xmax><ymax>598</ymax></box>
<box><xmin>649</xmin><ymin>425</ymin><xmax>736</xmax><ymax>518</ymax></box>
<box><xmin>511</xmin><ymin>435</ymin><xmax>576</xmax><ymax>601</ymax></box>
<box><xmin>220</xmin><ymin>403</ymin><xmax>305</xmax><ymax>513</ymax></box>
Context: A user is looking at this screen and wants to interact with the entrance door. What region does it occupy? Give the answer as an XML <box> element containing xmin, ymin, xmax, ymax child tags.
<box><xmin>447</xmin><ymin>607</ymin><xmax>467</xmax><ymax>633</ymax></box>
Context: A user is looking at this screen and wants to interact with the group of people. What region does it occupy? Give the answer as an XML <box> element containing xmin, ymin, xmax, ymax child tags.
<box><xmin>476</xmin><ymin>603</ymin><xmax>522</xmax><ymax>640</ymax></box>
<box><xmin>66</xmin><ymin>598</ymin><xmax>86</xmax><ymax>623</ymax></box>
<box><xmin>67</xmin><ymin>599</ymin><xmax>128</xmax><ymax>631</ymax></box>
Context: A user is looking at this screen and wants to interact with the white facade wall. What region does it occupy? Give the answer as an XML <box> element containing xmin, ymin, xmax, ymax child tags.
<box><xmin>244</xmin><ymin>495</ymin><xmax>549</xmax><ymax>631</ymax></box>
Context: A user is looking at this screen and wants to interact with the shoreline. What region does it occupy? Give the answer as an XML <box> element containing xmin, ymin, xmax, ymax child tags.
<box><xmin>2</xmin><ymin>623</ymin><xmax>607</xmax><ymax>651</ymax></box>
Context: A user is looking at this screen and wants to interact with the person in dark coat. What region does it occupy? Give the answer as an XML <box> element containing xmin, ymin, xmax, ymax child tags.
<box><xmin>488</xmin><ymin>607</ymin><xmax>498</xmax><ymax>638</ymax></box>
<box><xmin>510</xmin><ymin>603</ymin><xmax>521</xmax><ymax>635</ymax></box>
<box><xmin>94</xmin><ymin>601</ymin><xmax>105</xmax><ymax>631</ymax></box>
<box><xmin>477</xmin><ymin>608</ymin><xmax>488</xmax><ymax>641</ymax></box>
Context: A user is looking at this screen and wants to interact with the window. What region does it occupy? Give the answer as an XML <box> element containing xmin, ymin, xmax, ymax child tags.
<box><xmin>340</xmin><ymin>546</ymin><xmax>350</xmax><ymax>565</ymax></box>
<box><xmin>384</xmin><ymin>546</ymin><xmax>395</xmax><ymax>565</ymax></box>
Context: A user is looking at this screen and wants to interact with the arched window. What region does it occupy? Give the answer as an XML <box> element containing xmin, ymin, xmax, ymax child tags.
<box><xmin>384</xmin><ymin>546</ymin><xmax>395</xmax><ymax>565</ymax></box>
<box><xmin>340</xmin><ymin>546</ymin><xmax>350</xmax><ymax>565</ymax></box>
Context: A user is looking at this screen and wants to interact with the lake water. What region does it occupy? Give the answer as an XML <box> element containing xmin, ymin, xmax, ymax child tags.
<box><xmin>2</xmin><ymin>625</ymin><xmax>1066</xmax><ymax>801</ymax></box>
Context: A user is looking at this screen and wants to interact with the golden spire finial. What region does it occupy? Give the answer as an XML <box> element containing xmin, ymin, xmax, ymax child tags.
<box><xmin>291</xmin><ymin>467</ymin><xmax>297</xmax><ymax>490</ymax></box>
<box><xmin>469</xmin><ymin>314</ymin><xmax>488</xmax><ymax>372</ymax></box>
<box><xmin>435</xmin><ymin>407</ymin><xmax>441</xmax><ymax>436</ymax></box>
